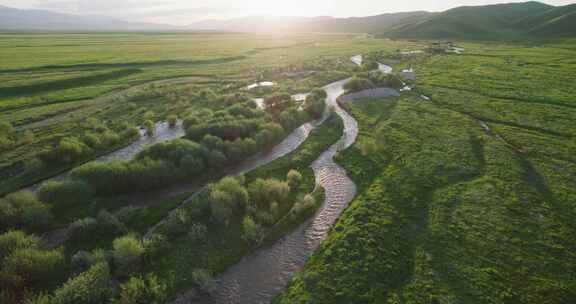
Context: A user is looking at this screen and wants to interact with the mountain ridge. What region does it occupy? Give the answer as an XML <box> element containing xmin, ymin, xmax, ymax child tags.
<box><xmin>1</xmin><ymin>2</ymin><xmax>575</xmax><ymax>39</ymax></box>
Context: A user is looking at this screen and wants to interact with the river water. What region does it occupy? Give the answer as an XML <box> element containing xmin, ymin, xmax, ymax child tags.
<box><xmin>177</xmin><ymin>78</ymin><xmax>359</xmax><ymax>304</ymax></box>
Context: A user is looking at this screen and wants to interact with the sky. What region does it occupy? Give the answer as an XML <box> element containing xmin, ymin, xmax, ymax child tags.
<box><xmin>0</xmin><ymin>0</ymin><xmax>573</xmax><ymax>25</ymax></box>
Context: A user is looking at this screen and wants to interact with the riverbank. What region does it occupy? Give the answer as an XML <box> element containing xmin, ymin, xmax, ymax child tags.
<box><xmin>144</xmin><ymin>113</ymin><xmax>344</xmax><ymax>301</ymax></box>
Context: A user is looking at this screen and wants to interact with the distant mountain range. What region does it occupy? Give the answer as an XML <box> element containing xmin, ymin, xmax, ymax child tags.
<box><xmin>0</xmin><ymin>5</ymin><xmax>177</xmax><ymax>32</ymax></box>
<box><xmin>1</xmin><ymin>1</ymin><xmax>575</xmax><ymax>40</ymax></box>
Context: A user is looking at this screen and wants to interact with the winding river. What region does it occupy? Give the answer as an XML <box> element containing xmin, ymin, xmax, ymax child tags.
<box><xmin>176</xmin><ymin>78</ymin><xmax>359</xmax><ymax>304</ymax></box>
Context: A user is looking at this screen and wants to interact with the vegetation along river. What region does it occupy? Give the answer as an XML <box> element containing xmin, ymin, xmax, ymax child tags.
<box><xmin>179</xmin><ymin>77</ymin><xmax>359</xmax><ymax>304</ymax></box>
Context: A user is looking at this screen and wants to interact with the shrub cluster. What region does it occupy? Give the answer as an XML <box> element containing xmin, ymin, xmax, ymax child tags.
<box><xmin>0</xmin><ymin>191</ymin><xmax>53</xmax><ymax>232</ymax></box>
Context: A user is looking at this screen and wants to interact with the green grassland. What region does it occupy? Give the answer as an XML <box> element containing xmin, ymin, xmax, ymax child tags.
<box><xmin>275</xmin><ymin>40</ymin><xmax>576</xmax><ymax>304</ymax></box>
<box><xmin>0</xmin><ymin>33</ymin><xmax>421</xmax><ymax>195</ymax></box>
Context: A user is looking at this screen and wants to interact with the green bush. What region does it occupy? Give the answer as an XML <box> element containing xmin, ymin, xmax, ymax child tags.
<box><xmin>37</xmin><ymin>180</ymin><xmax>93</xmax><ymax>209</ymax></box>
<box><xmin>287</xmin><ymin>169</ymin><xmax>303</xmax><ymax>190</ymax></box>
<box><xmin>188</xmin><ymin>223</ymin><xmax>208</xmax><ymax>243</ymax></box>
<box><xmin>144</xmin><ymin>120</ymin><xmax>155</xmax><ymax>136</ymax></box>
<box><xmin>70</xmin><ymin>159</ymin><xmax>182</xmax><ymax>195</ymax></box>
<box><xmin>71</xmin><ymin>251</ymin><xmax>96</xmax><ymax>274</ymax></box>
<box><xmin>67</xmin><ymin>218</ymin><xmax>98</xmax><ymax>242</ymax></box>
<box><xmin>191</xmin><ymin>269</ymin><xmax>214</xmax><ymax>292</ymax></box>
<box><xmin>242</xmin><ymin>216</ymin><xmax>263</xmax><ymax>244</ymax></box>
<box><xmin>0</xmin><ymin>230</ymin><xmax>40</xmax><ymax>260</ymax></box>
<box><xmin>2</xmin><ymin>248</ymin><xmax>64</xmax><ymax>289</ymax></box>
<box><xmin>56</xmin><ymin>137</ymin><xmax>92</xmax><ymax>163</ymax></box>
<box><xmin>112</xmin><ymin>235</ymin><xmax>144</xmax><ymax>277</ymax></box>
<box><xmin>97</xmin><ymin>210</ymin><xmax>127</xmax><ymax>236</ymax></box>
<box><xmin>118</xmin><ymin>274</ymin><xmax>167</xmax><ymax>304</ymax></box>
<box><xmin>143</xmin><ymin>234</ymin><xmax>170</xmax><ymax>261</ymax></box>
<box><xmin>167</xmin><ymin>115</ymin><xmax>178</xmax><ymax>128</ymax></box>
<box><xmin>343</xmin><ymin>76</ymin><xmax>375</xmax><ymax>93</ymax></box>
<box><xmin>51</xmin><ymin>263</ymin><xmax>112</xmax><ymax>304</ymax></box>
<box><xmin>0</xmin><ymin>191</ymin><xmax>53</xmax><ymax>232</ymax></box>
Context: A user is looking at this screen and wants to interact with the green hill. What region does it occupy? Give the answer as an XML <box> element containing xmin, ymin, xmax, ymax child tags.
<box><xmin>381</xmin><ymin>1</ymin><xmax>555</xmax><ymax>40</ymax></box>
<box><xmin>515</xmin><ymin>4</ymin><xmax>576</xmax><ymax>36</ymax></box>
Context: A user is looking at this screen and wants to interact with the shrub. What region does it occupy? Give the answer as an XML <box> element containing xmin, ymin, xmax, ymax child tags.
<box><xmin>305</xmin><ymin>98</ymin><xmax>326</xmax><ymax>119</ymax></box>
<box><xmin>191</xmin><ymin>269</ymin><xmax>214</xmax><ymax>293</ymax></box>
<box><xmin>212</xmin><ymin>177</ymin><xmax>249</xmax><ymax>211</ymax></box>
<box><xmin>162</xmin><ymin>209</ymin><xmax>190</xmax><ymax>238</ymax></box>
<box><xmin>37</xmin><ymin>180</ymin><xmax>93</xmax><ymax>209</ymax></box>
<box><xmin>343</xmin><ymin>76</ymin><xmax>375</xmax><ymax>93</ymax></box>
<box><xmin>24</xmin><ymin>293</ymin><xmax>51</xmax><ymax>304</ymax></box>
<box><xmin>248</xmin><ymin>178</ymin><xmax>290</xmax><ymax>209</ymax></box>
<box><xmin>0</xmin><ymin>230</ymin><xmax>40</xmax><ymax>260</ymax></box>
<box><xmin>254</xmin><ymin>210</ymin><xmax>276</xmax><ymax>227</ymax></box>
<box><xmin>97</xmin><ymin>210</ymin><xmax>127</xmax><ymax>236</ymax></box>
<box><xmin>188</xmin><ymin>223</ymin><xmax>208</xmax><ymax>243</ymax></box>
<box><xmin>287</xmin><ymin>170</ymin><xmax>303</xmax><ymax>190</ymax></box>
<box><xmin>100</xmin><ymin>131</ymin><xmax>120</xmax><ymax>148</ymax></box>
<box><xmin>167</xmin><ymin>115</ymin><xmax>178</xmax><ymax>128</ymax></box>
<box><xmin>0</xmin><ymin>191</ymin><xmax>53</xmax><ymax>232</ymax></box>
<box><xmin>143</xmin><ymin>234</ymin><xmax>170</xmax><ymax>260</ymax></box>
<box><xmin>67</xmin><ymin>218</ymin><xmax>98</xmax><ymax>242</ymax></box>
<box><xmin>121</xmin><ymin>127</ymin><xmax>140</xmax><ymax>140</ymax></box>
<box><xmin>82</xmin><ymin>133</ymin><xmax>102</xmax><ymax>149</ymax></box>
<box><xmin>242</xmin><ymin>216</ymin><xmax>263</xmax><ymax>244</ymax></box>
<box><xmin>112</xmin><ymin>235</ymin><xmax>144</xmax><ymax>277</ymax></box>
<box><xmin>144</xmin><ymin>120</ymin><xmax>155</xmax><ymax>136</ymax></box>
<box><xmin>293</xmin><ymin>194</ymin><xmax>317</xmax><ymax>216</ymax></box>
<box><xmin>270</xmin><ymin>201</ymin><xmax>280</xmax><ymax>219</ymax></box>
<box><xmin>207</xmin><ymin>150</ymin><xmax>227</xmax><ymax>169</ymax></box>
<box><xmin>0</xmin><ymin>121</ymin><xmax>13</xmax><ymax>137</ymax></box>
<box><xmin>137</xmin><ymin>139</ymin><xmax>208</xmax><ymax>170</ymax></box>
<box><xmin>51</xmin><ymin>263</ymin><xmax>112</xmax><ymax>304</ymax></box>
<box><xmin>2</xmin><ymin>248</ymin><xmax>64</xmax><ymax>289</ymax></box>
<box><xmin>71</xmin><ymin>251</ymin><xmax>95</xmax><ymax>274</ymax></box>
<box><xmin>209</xmin><ymin>190</ymin><xmax>234</xmax><ymax>225</ymax></box>
<box><xmin>57</xmin><ymin>137</ymin><xmax>92</xmax><ymax>163</ymax></box>
<box><xmin>19</xmin><ymin>131</ymin><xmax>35</xmax><ymax>145</ymax></box>
<box><xmin>118</xmin><ymin>274</ymin><xmax>167</xmax><ymax>304</ymax></box>
<box><xmin>0</xmin><ymin>136</ymin><xmax>14</xmax><ymax>152</ymax></box>
<box><xmin>71</xmin><ymin>159</ymin><xmax>181</xmax><ymax>195</ymax></box>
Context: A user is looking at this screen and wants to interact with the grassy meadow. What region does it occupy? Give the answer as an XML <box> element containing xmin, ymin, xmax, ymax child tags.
<box><xmin>0</xmin><ymin>33</ymin><xmax>419</xmax><ymax>195</ymax></box>
<box><xmin>275</xmin><ymin>40</ymin><xmax>576</xmax><ymax>304</ymax></box>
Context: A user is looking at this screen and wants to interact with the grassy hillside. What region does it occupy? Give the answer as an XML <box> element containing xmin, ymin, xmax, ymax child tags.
<box><xmin>381</xmin><ymin>1</ymin><xmax>553</xmax><ymax>40</ymax></box>
<box><xmin>275</xmin><ymin>40</ymin><xmax>576</xmax><ymax>304</ymax></box>
<box><xmin>520</xmin><ymin>4</ymin><xmax>576</xmax><ymax>36</ymax></box>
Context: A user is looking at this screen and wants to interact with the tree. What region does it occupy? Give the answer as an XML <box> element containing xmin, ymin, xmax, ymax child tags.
<box><xmin>112</xmin><ymin>235</ymin><xmax>144</xmax><ymax>277</ymax></box>
<box><xmin>118</xmin><ymin>274</ymin><xmax>167</xmax><ymax>304</ymax></box>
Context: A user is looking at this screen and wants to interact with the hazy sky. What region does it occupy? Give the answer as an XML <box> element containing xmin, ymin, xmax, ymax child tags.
<box><xmin>1</xmin><ymin>0</ymin><xmax>573</xmax><ymax>25</ymax></box>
